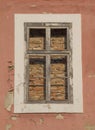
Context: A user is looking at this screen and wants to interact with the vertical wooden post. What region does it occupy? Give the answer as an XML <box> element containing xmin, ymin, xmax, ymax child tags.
<box><xmin>46</xmin><ymin>27</ymin><xmax>51</xmax><ymax>101</ymax></box>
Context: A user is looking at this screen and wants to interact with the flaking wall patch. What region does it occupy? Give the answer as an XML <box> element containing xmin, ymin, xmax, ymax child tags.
<box><xmin>6</xmin><ymin>124</ymin><xmax>12</xmax><ymax>130</ymax></box>
<box><xmin>4</xmin><ymin>91</ymin><xmax>13</xmax><ymax>111</ymax></box>
<box><xmin>56</xmin><ymin>114</ymin><xmax>64</xmax><ymax>120</ymax></box>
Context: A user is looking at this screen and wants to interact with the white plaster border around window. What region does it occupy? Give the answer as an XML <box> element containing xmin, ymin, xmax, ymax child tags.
<box><xmin>14</xmin><ymin>14</ymin><xmax>83</xmax><ymax>113</ymax></box>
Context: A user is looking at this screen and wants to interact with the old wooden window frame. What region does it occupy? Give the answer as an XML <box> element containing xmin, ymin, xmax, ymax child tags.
<box><xmin>14</xmin><ymin>14</ymin><xmax>83</xmax><ymax>113</ymax></box>
<box><xmin>25</xmin><ymin>23</ymin><xmax>72</xmax><ymax>103</ymax></box>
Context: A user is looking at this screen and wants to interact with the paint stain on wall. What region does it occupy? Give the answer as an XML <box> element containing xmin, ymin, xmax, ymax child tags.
<box><xmin>11</xmin><ymin>116</ymin><xmax>17</xmax><ymax>120</ymax></box>
<box><xmin>39</xmin><ymin>118</ymin><xmax>44</xmax><ymax>125</ymax></box>
<box><xmin>4</xmin><ymin>91</ymin><xmax>13</xmax><ymax>111</ymax></box>
<box><xmin>88</xmin><ymin>74</ymin><xmax>95</xmax><ymax>78</ymax></box>
<box><xmin>85</xmin><ymin>125</ymin><xmax>95</xmax><ymax>130</ymax></box>
<box><xmin>56</xmin><ymin>114</ymin><xmax>64</xmax><ymax>120</ymax></box>
<box><xmin>6</xmin><ymin>124</ymin><xmax>12</xmax><ymax>130</ymax></box>
<box><xmin>10</xmin><ymin>114</ymin><xmax>20</xmax><ymax>120</ymax></box>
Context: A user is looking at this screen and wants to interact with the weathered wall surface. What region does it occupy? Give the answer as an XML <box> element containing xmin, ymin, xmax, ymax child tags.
<box><xmin>0</xmin><ymin>0</ymin><xmax>95</xmax><ymax>130</ymax></box>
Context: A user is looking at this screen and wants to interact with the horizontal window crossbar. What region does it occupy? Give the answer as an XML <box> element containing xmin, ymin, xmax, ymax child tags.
<box><xmin>27</xmin><ymin>50</ymin><xmax>70</xmax><ymax>55</ymax></box>
<box><xmin>25</xmin><ymin>22</ymin><xmax>72</xmax><ymax>28</ymax></box>
<box><xmin>51</xmin><ymin>76</ymin><xmax>69</xmax><ymax>79</ymax></box>
<box><xmin>27</xmin><ymin>100</ymin><xmax>69</xmax><ymax>104</ymax></box>
<box><xmin>29</xmin><ymin>76</ymin><xmax>46</xmax><ymax>78</ymax></box>
<box><xmin>29</xmin><ymin>84</ymin><xmax>45</xmax><ymax>86</ymax></box>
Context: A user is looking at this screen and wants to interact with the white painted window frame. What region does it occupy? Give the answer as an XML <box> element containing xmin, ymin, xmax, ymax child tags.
<box><xmin>14</xmin><ymin>14</ymin><xmax>83</xmax><ymax>113</ymax></box>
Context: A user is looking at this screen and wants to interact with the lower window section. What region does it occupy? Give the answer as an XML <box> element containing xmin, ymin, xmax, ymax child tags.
<box><xmin>50</xmin><ymin>55</ymin><xmax>67</xmax><ymax>101</ymax></box>
<box><xmin>28</xmin><ymin>55</ymin><xmax>68</xmax><ymax>102</ymax></box>
<box><xmin>28</xmin><ymin>56</ymin><xmax>46</xmax><ymax>101</ymax></box>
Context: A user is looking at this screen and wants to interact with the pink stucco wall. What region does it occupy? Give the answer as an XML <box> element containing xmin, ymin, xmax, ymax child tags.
<box><xmin>0</xmin><ymin>0</ymin><xmax>95</xmax><ymax>130</ymax></box>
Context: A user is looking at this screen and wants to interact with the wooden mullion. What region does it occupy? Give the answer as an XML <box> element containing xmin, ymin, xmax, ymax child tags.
<box><xmin>45</xmin><ymin>27</ymin><xmax>51</xmax><ymax>101</ymax></box>
<box><xmin>67</xmin><ymin>27</ymin><xmax>70</xmax><ymax>50</ymax></box>
<box><xmin>66</xmin><ymin>54</ymin><xmax>70</xmax><ymax>100</ymax></box>
<box><xmin>27</xmin><ymin>27</ymin><xmax>30</xmax><ymax>51</ymax></box>
<box><xmin>46</xmin><ymin>55</ymin><xmax>50</xmax><ymax>101</ymax></box>
<box><xmin>46</xmin><ymin>27</ymin><xmax>51</xmax><ymax>50</ymax></box>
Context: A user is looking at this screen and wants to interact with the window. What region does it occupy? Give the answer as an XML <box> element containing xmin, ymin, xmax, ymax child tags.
<box><xmin>14</xmin><ymin>14</ymin><xmax>83</xmax><ymax>113</ymax></box>
<box><xmin>25</xmin><ymin>24</ymin><xmax>71</xmax><ymax>103</ymax></box>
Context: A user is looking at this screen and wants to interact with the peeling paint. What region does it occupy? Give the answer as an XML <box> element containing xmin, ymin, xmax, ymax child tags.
<box><xmin>29</xmin><ymin>4</ymin><xmax>37</xmax><ymax>8</ymax></box>
<box><xmin>8</xmin><ymin>88</ymin><xmax>14</xmax><ymax>92</ymax></box>
<box><xmin>10</xmin><ymin>114</ymin><xmax>20</xmax><ymax>119</ymax></box>
<box><xmin>29</xmin><ymin>119</ymin><xmax>37</xmax><ymax>126</ymax></box>
<box><xmin>39</xmin><ymin>118</ymin><xmax>44</xmax><ymax>125</ymax></box>
<box><xmin>56</xmin><ymin>114</ymin><xmax>64</xmax><ymax>120</ymax></box>
<box><xmin>4</xmin><ymin>91</ymin><xmax>13</xmax><ymax>111</ymax></box>
<box><xmin>85</xmin><ymin>125</ymin><xmax>95</xmax><ymax>130</ymax></box>
<box><xmin>42</xmin><ymin>12</ymin><xmax>52</xmax><ymax>14</ymax></box>
<box><xmin>88</xmin><ymin>74</ymin><xmax>95</xmax><ymax>78</ymax></box>
<box><xmin>8</xmin><ymin>61</ymin><xmax>14</xmax><ymax>71</ymax></box>
<box><xmin>42</xmin><ymin>12</ymin><xmax>48</xmax><ymax>14</ymax></box>
<box><xmin>6</xmin><ymin>124</ymin><xmax>12</xmax><ymax>130</ymax></box>
<box><xmin>11</xmin><ymin>116</ymin><xmax>17</xmax><ymax>120</ymax></box>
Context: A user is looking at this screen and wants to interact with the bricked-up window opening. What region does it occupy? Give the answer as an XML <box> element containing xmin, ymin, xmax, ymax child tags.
<box><xmin>25</xmin><ymin>23</ymin><xmax>71</xmax><ymax>103</ymax></box>
<box><xmin>50</xmin><ymin>55</ymin><xmax>68</xmax><ymax>101</ymax></box>
<box><xmin>15</xmin><ymin>14</ymin><xmax>83</xmax><ymax>113</ymax></box>
<box><xmin>51</xmin><ymin>29</ymin><xmax>67</xmax><ymax>50</ymax></box>
<box><xmin>28</xmin><ymin>56</ymin><xmax>46</xmax><ymax>101</ymax></box>
<box><xmin>29</xmin><ymin>29</ymin><xmax>46</xmax><ymax>50</ymax></box>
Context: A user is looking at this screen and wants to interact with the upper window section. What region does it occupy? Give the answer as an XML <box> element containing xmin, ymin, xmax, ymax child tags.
<box><xmin>29</xmin><ymin>29</ymin><xmax>46</xmax><ymax>50</ymax></box>
<box><xmin>51</xmin><ymin>29</ymin><xmax>67</xmax><ymax>50</ymax></box>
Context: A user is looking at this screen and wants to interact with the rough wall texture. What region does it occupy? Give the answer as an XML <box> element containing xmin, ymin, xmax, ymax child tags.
<box><xmin>0</xmin><ymin>0</ymin><xmax>95</xmax><ymax>130</ymax></box>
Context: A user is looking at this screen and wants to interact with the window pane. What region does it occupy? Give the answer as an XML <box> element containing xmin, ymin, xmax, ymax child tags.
<box><xmin>28</xmin><ymin>56</ymin><xmax>46</xmax><ymax>101</ymax></box>
<box><xmin>50</xmin><ymin>55</ymin><xmax>68</xmax><ymax>101</ymax></box>
<box><xmin>29</xmin><ymin>29</ymin><xmax>45</xmax><ymax>50</ymax></box>
<box><xmin>50</xmin><ymin>29</ymin><xmax>67</xmax><ymax>50</ymax></box>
